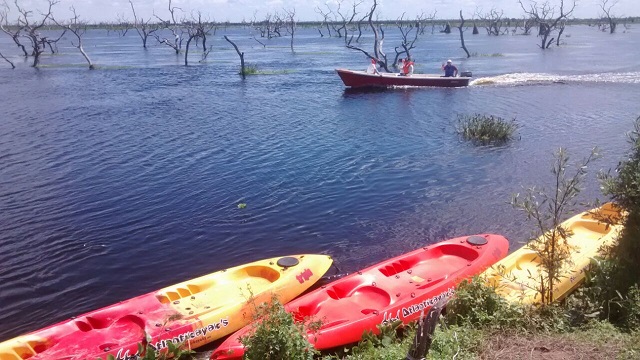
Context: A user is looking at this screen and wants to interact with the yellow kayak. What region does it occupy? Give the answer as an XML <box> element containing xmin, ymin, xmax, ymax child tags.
<box><xmin>483</xmin><ymin>203</ymin><xmax>624</xmax><ymax>304</ymax></box>
<box><xmin>0</xmin><ymin>254</ymin><xmax>333</xmax><ymax>360</ymax></box>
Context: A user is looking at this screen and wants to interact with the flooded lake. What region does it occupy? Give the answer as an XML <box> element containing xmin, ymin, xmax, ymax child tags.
<box><xmin>0</xmin><ymin>25</ymin><xmax>639</xmax><ymax>341</ymax></box>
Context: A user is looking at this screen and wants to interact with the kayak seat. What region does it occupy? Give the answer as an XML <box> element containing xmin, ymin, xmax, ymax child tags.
<box><xmin>75</xmin><ymin>315</ymin><xmax>111</xmax><ymax>331</ymax></box>
<box><xmin>514</xmin><ymin>252</ymin><xmax>540</xmax><ymax>271</ymax></box>
<box><xmin>434</xmin><ymin>244</ymin><xmax>480</xmax><ymax>262</ymax></box>
<box><xmin>0</xmin><ymin>339</ymin><xmax>50</xmax><ymax>360</ymax></box>
<box><xmin>156</xmin><ymin>282</ymin><xmax>214</xmax><ymax>304</ymax></box>
<box><xmin>232</xmin><ymin>266</ymin><xmax>281</xmax><ymax>284</ymax></box>
<box><xmin>324</xmin><ymin>283</ymin><xmax>390</xmax><ymax>312</ymax></box>
<box><xmin>568</xmin><ymin>220</ymin><xmax>611</xmax><ymax>241</ymax></box>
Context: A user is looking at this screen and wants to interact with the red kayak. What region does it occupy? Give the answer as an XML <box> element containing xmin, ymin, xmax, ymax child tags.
<box><xmin>211</xmin><ymin>234</ymin><xmax>508</xmax><ymax>359</ymax></box>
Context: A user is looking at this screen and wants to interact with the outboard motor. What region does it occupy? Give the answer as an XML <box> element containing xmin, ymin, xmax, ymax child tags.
<box><xmin>460</xmin><ymin>71</ymin><xmax>472</xmax><ymax>78</ymax></box>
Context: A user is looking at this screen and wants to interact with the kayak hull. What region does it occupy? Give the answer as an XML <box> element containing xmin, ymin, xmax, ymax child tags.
<box><xmin>336</xmin><ymin>69</ymin><xmax>471</xmax><ymax>88</ymax></box>
<box><xmin>211</xmin><ymin>234</ymin><xmax>508</xmax><ymax>359</ymax></box>
<box><xmin>0</xmin><ymin>254</ymin><xmax>333</xmax><ymax>360</ymax></box>
<box><xmin>483</xmin><ymin>203</ymin><xmax>624</xmax><ymax>304</ymax></box>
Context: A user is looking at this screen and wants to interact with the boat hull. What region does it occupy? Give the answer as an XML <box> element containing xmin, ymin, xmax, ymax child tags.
<box><xmin>483</xmin><ymin>203</ymin><xmax>624</xmax><ymax>304</ymax></box>
<box><xmin>336</xmin><ymin>69</ymin><xmax>471</xmax><ymax>88</ymax></box>
<box><xmin>0</xmin><ymin>255</ymin><xmax>333</xmax><ymax>360</ymax></box>
<box><xmin>210</xmin><ymin>234</ymin><xmax>508</xmax><ymax>359</ymax></box>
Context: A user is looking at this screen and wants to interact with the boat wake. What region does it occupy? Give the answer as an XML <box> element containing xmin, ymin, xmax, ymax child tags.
<box><xmin>471</xmin><ymin>71</ymin><xmax>640</xmax><ymax>86</ymax></box>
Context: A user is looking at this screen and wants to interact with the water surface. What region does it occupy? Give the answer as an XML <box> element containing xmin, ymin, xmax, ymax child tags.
<box><xmin>0</xmin><ymin>25</ymin><xmax>639</xmax><ymax>340</ymax></box>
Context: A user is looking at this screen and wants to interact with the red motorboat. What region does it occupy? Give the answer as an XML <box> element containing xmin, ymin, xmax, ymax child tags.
<box><xmin>336</xmin><ymin>68</ymin><xmax>472</xmax><ymax>88</ymax></box>
<box><xmin>211</xmin><ymin>234</ymin><xmax>508</xmax><ymax>359</ymax></box>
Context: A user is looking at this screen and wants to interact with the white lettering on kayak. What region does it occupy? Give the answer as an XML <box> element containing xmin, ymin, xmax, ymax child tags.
<box><xmin>380</xmin><ymin>287</ymin><xmax>454</xmax><ymax>325</ymax></box>
<box><xmin>115</xmin><ymin>318</ymin><xmax>230</xmax><ymax>360</ymax></box>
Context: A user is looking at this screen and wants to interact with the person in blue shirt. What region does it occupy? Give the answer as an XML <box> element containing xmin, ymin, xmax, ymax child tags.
<box><xmin>442</xmin><ymin>59</ymin><xmax>458</xmax><ymax>77</ymax></box>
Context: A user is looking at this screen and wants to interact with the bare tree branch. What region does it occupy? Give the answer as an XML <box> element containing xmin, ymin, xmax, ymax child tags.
<box><xmin>53</xmin><ymin>6</ymin><xmax>94</xmax><ymax>69</ymax></box>
<box><xmin>153</xmin><ymin>0</ymin><xmax>183</xmax><ymax>54</ymax></box>
<box><xmin>519</xmin><ymin>0</ymin><xmax>576</xmax><ymax>49</ymax></box>
<box><xmin>224</xmin><ymin>35</ymin><xmax>245</xmax><ymax>79</ymax></box>
<box><xmin>598</xmin><ymin>0</ymin><xmax>619</xmax><ymax>33</ymax></box>
<box><xmin>129</xmin><ymin>0</ymin><xmax>157</xmax><ymax>48</ymax></box>
<box><xmin>458</xmin><ymin>11</ymin><xmax>470</xmax><ymax>58</ymax></box>
<box><xmin>0</xmin><ymin>49</ymin><xmax>14</xmax><ymax>68</ymax></box>
<box><xmin>0</xmin><ymin>1</ymin><xmax>29</xmax><ymax>56</ymax></box>
<box><xmin>284</xmin><ymin>7</ymin><xmax>295</xmax><ymax>53</ymax></box>
<box><xmin>13</xmin><ymin>0</ymin><xmax>62</xmax><ymax>67</ymax></box>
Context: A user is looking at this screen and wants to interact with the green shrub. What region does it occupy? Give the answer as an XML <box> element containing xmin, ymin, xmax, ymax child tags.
<box><xmin>510</xmin><ymin>147</ymin><xmax>600</xmax><ymax>305</ymax></box>
<box><xmin>98</xmin><ymin>337</ymin><xmax>194</xmax><ymax>360</ymax></box>
<box><xmin>330</xmin><ymin>320</ymin><xmax>409</xmax><ymax>360</ymax></box>
<box><xmin>600</xmin><ymin>116</ymin><xmax>640</xmax><ymax>291</ymax></box>
<box><xmin>242</xmin><ymin>64</ymin><xmax>259</xmax><ymax>75</ymax></box>
<box><xmin>240</xmin><ymin>295</ymin><xmax>318</xmax><ymax>360</ymax></box>
<box><xmin>445</xmin><ymin>277</ymin><xmax>570</xmax><ymax>333</ymax></box>
<box><xmin>427</xmin><ymin>325</ymin><xmax>483</xmax><ymax>359</ymax></box>
<box><xmin>456</xmin><ymin>114</ymin><xmax>519</xmax><ymax>145</ymax></box>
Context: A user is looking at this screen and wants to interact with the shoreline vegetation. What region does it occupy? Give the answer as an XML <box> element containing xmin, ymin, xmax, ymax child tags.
<box><xmin>1</xmin><ymin>18</ymin><xmax>639</xmax><ymax>30</ymax></box>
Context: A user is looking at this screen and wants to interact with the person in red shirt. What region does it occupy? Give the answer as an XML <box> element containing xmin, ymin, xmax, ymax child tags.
<box><xmin>400</xmin><ymin>57</ymin><xmax>414</xmax><ymax>76</ymax></box>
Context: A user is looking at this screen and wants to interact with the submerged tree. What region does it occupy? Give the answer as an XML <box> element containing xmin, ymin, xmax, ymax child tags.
<box><xmin>0</xmin><ymin>49</ymin><xmax>14</xmax><ymax>68</ymax></box>
<box><xmin>475</xmin><ymin>7</ymin><xmax>507</xmax><ymax>35</ymax></box>
<box><xmin>598</xmin><ymin>0</ymin><xmax>619</xmax><ymax>34</ymax></box>
<box><xmin>12</xmin><ymin>0</ymin><xmax>64</xmax><ymax>67</ymax></box>
<box><xmin>284</xmin><ymin>8</ymin><xmax>296</xmax><ymax>53</ymax></box>
<box><xmin>224</xmin><ymin>35</ymin><xmax>246</xmax><ymax>79</ymax></box>
<box><xmin>153</xmin><ymin>0</ymin><xmax>183</xmax><ymax>54</ymax></box>
<box><xmin>129</xmin><ymin>0</ymin><xmax>157</xmax><ymax>48</ymax></box>
<box><xmin>184</xmin><ymin>11</ymin><xmax>214</xmax><ymax>66</ymax></box>
<box><xmin>0</xmin><ymin>1</ymin><xmax>28</xmax><ymax>57</ymax></box>
<box><xmin>345</xmin><ymin>0</ymin><xmax>390</xmax><ymax>72</ymax></box>
<box><xmin>390</xmin><ymin>11</ymin><xmax>435</xmax><ymax>66</ymax></box>
<box><xmin>458</xmin><ymin>11</ymin><xmax>471</xmax><ymax>58</ymax></box>
<box><xmin>519</xmin><ymin>0</ymin><xmax>576</xmax><ymax>49</ymax></box>
<box><xmin>53</xmin><ymin>6</ymin><xmax>94</xmax><ymax>69</ymax></box>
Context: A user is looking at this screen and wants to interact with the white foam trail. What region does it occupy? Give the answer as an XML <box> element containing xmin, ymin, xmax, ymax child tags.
<box><xmin>471</xmin><ymin>72</ymin><xmax>640</xmax><ymax>86</ymax></box>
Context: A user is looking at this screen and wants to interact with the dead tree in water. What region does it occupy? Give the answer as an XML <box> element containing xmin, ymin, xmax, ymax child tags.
<box><xmin>391</xmin><ymin>12</ymin><xmax>434</xmax><ymax>67</ymax></box>
<box><xmin>598</xmin><ymin>0</ymin><xmax>619</xmax><ymax>33</ymax></box>
<box><xmin>0</xmin><ymin>1</ymin><xmax>28</xmax><ymax>57</ymax></box>
<box><xmin>153</xmin><ymin>0</ymin><xmax>183</xmax><ymax>54</ymax></box>
<box><xmin>224</xmin><ymin>35</ymin><xmax>245</xmax><ymax>79</ymax></box>
<box><xmin>0</xmin><ymin>49</ymin><xmax>14</xmax><ymax>68</ymax></box>
<box><xmin>458</xmin><ymin>11</ymin><xmax>471</xmax><ymax>58</ymax></box>
<box><xmin>475</xmin><ymin>7</ymin><xmax>507</xmax><ymax>35</ymax></box>
<box><xmin>129</xmin><ymin>0</ymin><xmax>157</xmax><ymax>48</ymax></box>
<box><xmin>519</xmin><ymin>0</ymin><xmax>576</xmax><ymax>49</ymax></box>
<box><xmin>345</xmin><ymin>0</ymin><xmax>391</xmax><ymax>72</ymax></box>
<box><xmin>13</xmin><ymin>0</ymin><xmax>63</xmax><ymax>67</ymax></box>
<box><xmin>53</xmin><ymin>6</ymin><xmax>94</xmax><ymax>69</ymax></box>
<box><xmin>314</xmin><ymin>6</ymin><xmax>332</xmax><ymax>37</ymax></box>
<box><xmin>284</xmin><ymin>7</ymin><xmax>296</xmax><ymax>53</ymax></box>
<box><xmin>184</xmin><ymin>12</ymin><xmax>214</xmax><ymax>66</ymax></box>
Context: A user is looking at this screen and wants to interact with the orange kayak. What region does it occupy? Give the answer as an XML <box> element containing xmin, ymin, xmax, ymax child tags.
<box><xmin>0</xmin><ymin>254</ymin><xmax>333</xmax><ymax>360</ymax></box>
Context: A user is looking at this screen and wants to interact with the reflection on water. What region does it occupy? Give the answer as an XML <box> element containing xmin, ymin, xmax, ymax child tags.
<box><xmin>0</xmin><ymin>25</ymin><xmax>639</xmax><ymax>341</ymax></box>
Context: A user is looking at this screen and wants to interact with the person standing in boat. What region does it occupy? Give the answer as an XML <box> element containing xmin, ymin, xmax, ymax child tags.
<box><xmin>400</xmin><ymin>57</ymin><xmax>414</xmax><ymax>76</ymax></box>
<box><xmin>366</xmin><ymin>58</ymin><xmax>380</xmax><ymax>74</ymax></box>
<box><xmin>442</xmin><ymin>59</ymin><xmax>458</xmax><ymax>77</ymax></box>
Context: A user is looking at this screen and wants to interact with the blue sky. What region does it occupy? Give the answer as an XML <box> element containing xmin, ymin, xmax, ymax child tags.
<box><xmin>6</xmin><ymin>0</ymin><xmax>640</xmax><ymax>23</ymax></box>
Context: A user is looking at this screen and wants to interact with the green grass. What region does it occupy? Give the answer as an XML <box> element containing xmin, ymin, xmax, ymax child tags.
<box><xmin>242</xmin><ymin>64</ymin><xmax>296</xmax><ymax>76</ymax></box>
<box><xmin>456</xmin><ymin>113</ymin><xmax>519</xmax><ymax>145</ymax></box>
